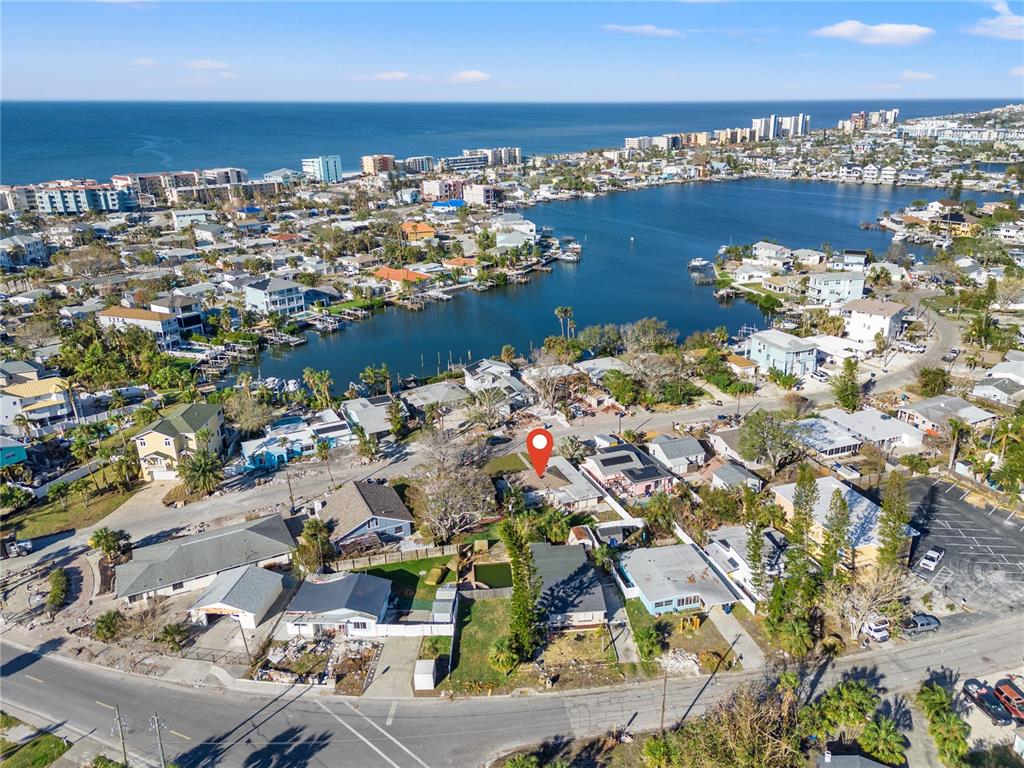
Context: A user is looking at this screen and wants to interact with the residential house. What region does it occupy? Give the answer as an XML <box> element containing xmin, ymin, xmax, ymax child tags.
<box><xmin>0</xmin><ymin>234</ymin><xmax>48</xmax><ymax>268</ymax></box>
<box><xmin>400</xmin><ymin>381</ymin><xmax>471</xmax><ymax>418</ymax></box>
<box><xmin>828</xmin><ymin>250</ymin><xmax>868</xmax><ymax>272</ymax></box>
<box><xmin>171</xmin><ymin>209</ymin><xmax>214</xmax><ymax>230</ymax></box>
<box><xmin>734</xmin><ymin>263</ymin><xmax>772</xmax><ymax>282</ymax></box>
<box><xmin>372</xmin><ymin>266</ymin><xmax>431</xmax><ymax>291</ymax></box>
<box><xmin>244</xmin><ymin>277</ymin><xmax>306</xmax><ymax>316</ymax></box>
<box><xmin>618</xmin><ymin>544</ymin><xmax>739</xmax><ymax>615</ymax></box>
<box><xmin>530</xmin><ymin>542</ymin><xmax>608</xmax><ymax>627</ymax></box>
<box><xmin>773</xmin><ymin>475</ymin><xmax>916</xmax><ymax>570</ymax></box>
<box><xmin>242</xmin><ymin>409</ymin><xmax>353</xmax><ymax>470</ymax></box>
<box><xmin>342</xmin><ymin>395</ymin><xmax>402</xmax><ymax>441</ymax></box>
<box><xmin>399</xmin><ymin>221</ymin><xmax>436</xmax><ymax>242</ymax></box>
<box><xmin>0</xmin><ymin>360</ymin><xmax>43</xmax><ymax>387</ymax></box>
<box><xmin>0</xmin><ymin>376</ymin><xmax>74</xmax><ymax>435</ymax></box>
<box><xmin>97</xmin><ymin>306</ymin><xmax>182</xmax><ymax>350</ymax></box>
<box><xmin>134</xmin><ymin>402</ymin><xmax>224</xmax><ymax>480</ymax></box>
<box><xmin>150</xmin><ymin>294</ymin><xmax>205</xmax><ymax>336</ymax></box>
<box><xmin>463</xmin><ymin>359</ymin><xmax>532</xmax><ymax>411</ymax></box>
<box><xmin>750</xmin><ymin>241</ymin><xmax>793</xmax><ymax>271</ymax></box>
<box><xmin>709</xmin><ymin>461</ymin><xmax>764</xmax><ymax>491</ymax></box>
<box><xmin>793</xmin><ymin>417</ymin><xmax>863</xmax><ymax>458</ymax></box>
<box><xmin>897</xmin><ymin>395</ymin><xmax>997</xmax><ymax>436</ymax></box>
<box><xmin>645</xmin><ymin>435</ymin><xmax>707</xmax><ymax>475</ymax></box>
<box><xmin>315</xmin><ymin>481</ymin><xmax>414</xmax><ymax>549</ymax></box>
<box><xmin>283</xmin><ymin>572</ymin><xmax>391</xmax><ymax>638</ymax></box>
<box><xmin>841</xmin><ymin>298</ymin><xmax>907</xmax><ymax>346</ymax></box>
<box><xmin>188</xmin><ymin>564</ymin><xmax>285</xmax><ymax>631</ymax></box>
<box><xmin>0</xmin><ymin>435</ymin><xmax>28</xmax><ymax>468</ymax></box>
<box><xmin>747</xmin><ymin>329</ymin><xmax>818</xmax><ymax>376</ymax></box>
<box><xmin>807</xmin><ymin>272</ymin><xmax>865</xmax><ymax>305</ymax></box>
<box><xmin>705</xmin><ymin>524</ymin><xmax>787</xmax><ymax>601</ymax></box>
<box><xmin>819</xmin><ymin>407</ymin><xmax>925</xmax><ymax>451</ymax></box>
<box><xmin>510</xmin><ymin>455</ymin><xmax>603</xmax><ymax>511</ymax></box>
<box><xmin>971</xmin><ymin>377</ymin><xmax>1024</xmax><ymax>407</ymax></box>
<box><xmin>115</xmin><ymin>515</ymin><xmax>294</xmax><ymax>603</ymax></box>
<box><xmin>792</xmin><ymin>248</ymin><xmax>826</xmax><ymax>265</ymax></box>
<box><xmin>581</xmin><ymin>443</ymin><xmax>674</xmax><ymax>497</ymax></box>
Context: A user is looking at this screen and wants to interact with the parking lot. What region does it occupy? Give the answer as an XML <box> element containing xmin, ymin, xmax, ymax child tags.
<box><xmin>904</xmin><ymin>477</ymin><xmax>1024</xmax><ymax>613</ymax></box>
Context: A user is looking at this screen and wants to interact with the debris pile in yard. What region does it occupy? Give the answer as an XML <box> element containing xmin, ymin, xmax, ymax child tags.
<box><xmin>334</xmin><ymin>639</ymin><xmax>381</xmax><ymax>696</ymax></box>
<box><xmin>657</xmin><ymin>649</ymin><xmax>701</xmax><ymax>676</ymax></box>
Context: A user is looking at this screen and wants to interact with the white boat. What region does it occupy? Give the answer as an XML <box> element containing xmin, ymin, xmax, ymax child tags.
<box><xmin>892</xmin><ymin>231</ymin><xmax>909</xmax><ymax>242</ymax></box>
<box><xmin>688</xmin><ymin>257</ymin><xmax>710</xmax><ymax>269</ymax></box>
<box><xmin>934</xmin><ymin>237</ymin><xmax>953</xmax><ymax>249</ymax></box>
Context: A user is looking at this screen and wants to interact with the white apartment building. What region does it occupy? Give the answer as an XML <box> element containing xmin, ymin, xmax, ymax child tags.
<box><xmin>624</xmin><ymin>136</ymin><xmax>653</xmax><ymax>150</ymax></box>
<box><xmin>463</xmin><ymin>184</ymin><xmax>500</xmax><ymax>207</ymax></box>
<box><xmin>301</xmin><ymin>155</ymin><xmax>342</xmax><ymax>183</ymax></box>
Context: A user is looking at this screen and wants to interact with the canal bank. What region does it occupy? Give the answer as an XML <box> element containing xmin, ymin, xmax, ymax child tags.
<box><xmin>247</xmin><ymin>179</ymin><xmax>1002</xmax><ymax>387</ymax></box>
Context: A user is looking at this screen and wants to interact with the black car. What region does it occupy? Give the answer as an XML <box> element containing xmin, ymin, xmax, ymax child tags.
<box><xmin>963</xmin><ymin>678</ymin><xmax>1014</xmax><ymax>726</ymax></box>
<box><xmin>900</xmin><ymin>613</ymin><xmax>940</xmax><ymax>636</ymax></box>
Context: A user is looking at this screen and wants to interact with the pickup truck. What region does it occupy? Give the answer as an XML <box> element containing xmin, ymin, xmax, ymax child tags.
<box><xmin>899</xmin><ymin>613</ymin><xmax>940</xmax><ymax>636</ymax></box>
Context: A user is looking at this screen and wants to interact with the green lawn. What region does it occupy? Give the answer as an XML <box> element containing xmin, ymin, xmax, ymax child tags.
<box><xmin>446</xmin><ymin>598</ymin><xmax>515</xmax><ymax>693</ymax></box>
<box><xmin>482</xmin><ymin>453</ymin><xmax>527</xmax><ymax>476</ymax></box>
<box><xmin>1</xmin><ymin>465</ymin><xmax>139</xmax><ymax>539</ymax></box>
<box><xmin>327</xmin><ymin>298</ymin><xmax>384</xmax><ymax>314</ymax></box>
<box><xmin>0</xmin><ymin>713</ymin><xmax>19</xmax><ymax>730</ymax></box>
<box><xmin>419</xmin><ymin>634</ymin><xmax>452</xmax><ymax>661</ymax></box>
<box><xmin>0</xmin><ymin>733</ymin><xmax>71</xmax><ymax>768</ymax></box>
<box><xmin>358</xmin><ymin>556</ymin><xmax>455</xmax><ymax>611</ymax></box>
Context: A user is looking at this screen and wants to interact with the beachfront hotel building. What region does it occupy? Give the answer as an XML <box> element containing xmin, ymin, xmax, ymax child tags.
<box><xmin>301</xmin><ymin>155</ymin><xmax>342</xmax><ymax>183</ymax></box>
<box><xmin>3</xmin><ymin>180</ymin><xmax>139</xmax><ymax>215</ymax></box>
<box><xmin>402</xmin><ymin>156</ymin><xmax>435</xmax><ymax>174</ymax></box>
<box><xmin>360</xmin><ymin>154</ymin><xmax>397</xmax><ymax>175</ymax></box>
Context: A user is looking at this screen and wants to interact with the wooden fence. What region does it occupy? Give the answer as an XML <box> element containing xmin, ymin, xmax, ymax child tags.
<box><xmin>334</xmin><ymin>544</ymin><xmax>458</xmax><ymax>571</ymax></box>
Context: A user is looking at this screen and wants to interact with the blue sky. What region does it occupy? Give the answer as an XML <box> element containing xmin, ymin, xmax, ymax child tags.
<box><xmin>3</xmin><ymin>1</ymin><xmax>1022</xmax><ymax>101</ymax></box>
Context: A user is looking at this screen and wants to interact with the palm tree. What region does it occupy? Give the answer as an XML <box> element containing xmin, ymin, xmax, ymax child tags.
<box><xmin>488</xmin><ymin>637</ymin><xmax>519</xmax><ymax>675</ymax></box>
<box><xmin>70</xmin><ymin>428</ymin><xmax>99</xmax><ymax>489</ymax></box>
<box><xmin>132</xmin><ymin>403</ymin><xmax>159</xmax><ymax>428</ymax></box>
<box><xmin>621</xmin><ymin>428</ymin><xmax>643</xmax><ymax>444</ymax></box>
<box><xmin>315</xmin><ymin>440</ymin><xmax>336</xmax><ymax>489</ymax></box>
<box><xmin>553</xmin><ymin>306</ymin><xmax>569</xmax><ymax>338</ymax></box>
<box><xmin>88</xmin><ymin>526</ymin><xmax>129</xmax><ymax>563</ymax></box>
<box><xmin>858</xmin><ymin>716</ymin><xmax>906</xmax><ymax>766</ymax></box>
<box><xmin>70</xmin><ymin>476</ymin><xmax>95</xmax><ymax>513</ymax></box>
<box><xmin>94</xmin><ymin>610</ymin><xmax>123</xmax><ymax>642</ymax></box>
<box><xmin>179</xmin><ymin>450</ymin><xmax>223</xmax><ymax>496</ymax></box>
<box><xmin>47</xmin><ymin>480</ymin><xmax>71</xmax><ymax>513</ymax></box>
<box><xmin>158</xmin><ymin>622</ymin><xmax>189</xmax><ymax>655</ymax></box>
<box><xmin>777</xmin><ymin>617</ymin><xmax>814</xmax><ymax>658</ymax></box>
<box><xmin>302</xmin><ymin>517</ymin><xmax>332</xmax><ymax>572</ymax></box>
<box><xmin>12</xmin><ymin>414</ymin><xmax>32</xmax><ymax>442</ymax></box>
<box><xmin>947</xmin><ymin>418</ymin><xmax>971</xmax><ymax>471</ymax></box>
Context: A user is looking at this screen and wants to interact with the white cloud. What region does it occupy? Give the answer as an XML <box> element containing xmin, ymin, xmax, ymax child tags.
<box><xmin>901</xmin><ymin>69</ymin><xmax>935</xmax><ymax>81</ymax></box>
<box><xmin>966</xmin><ymin>0</ymin><xmax>1024</xmax><ymax>40</ymax></box>
<box><xmin>186</xmin><ymin>59</ymin><xmax>230</xmax><ymax>71</ymax></box>
<box><xmin>449</xmin><ymin>70</ymin><xmax>490</xmax><ymax>83</ymax></box>
<box><xmin>131</xmin><ymin>57</ymin><xmax>157</xmax><ymax>68</ymax></box>
<box><xmin>1011</xmin><ymin>65</ymin><xmax>1024</xmax><ymax>77</ymax></box>
<box><xmin>371</xmin><ymin>71</ymin><xmax>411</xmax><ymax>81</ymax></box>
<box><xmin>812</xmin><ymin>20</ymin><xmax>934</xmax><ymax>45</ymax></box>
<box><xmin>603</xmin><ymin>24</ymin><xmax>682</xmax><ymax>38</ymax></box>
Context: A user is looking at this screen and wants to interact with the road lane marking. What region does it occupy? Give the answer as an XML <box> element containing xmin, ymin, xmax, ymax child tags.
<box><xmin>386</xmin><ymin>701</ymin><xmax>398</xmax><ymax>727</ymax></box>
<box><xmin>95</xmin><ymin>700</ymin><xmax>115</xmax><ymax>710</ymax></box>
<box><xmin>340</xmin><ymin>700</ymin><xmax>431</xmax><ymax>768</ymax></box>
<box><xmin>315</xmin><ymin>701</ymin><xmax>401</xmax><ymax>768</ymax></box>
<box><xmin>169</xmin><ymin>730</ymin><xmax>192</xmax><ymax>741</ymax></box>
<box><xmin>24</xmin><ymin>674</ymin><xmax>44</xmax><ymax>684</ymax></box>
<box><xmin>960</xmin><ymin>491</ymin><xmax>969</xmax><ymax>501</ymax></box>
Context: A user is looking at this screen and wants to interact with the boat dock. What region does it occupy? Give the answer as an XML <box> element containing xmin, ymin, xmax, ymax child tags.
<box><xmin>261</xmin><ymin>329</ymin><xmax>306</xmax><ymax>346</ymax></box>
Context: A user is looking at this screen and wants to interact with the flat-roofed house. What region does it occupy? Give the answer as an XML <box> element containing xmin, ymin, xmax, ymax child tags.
<box><xmin>807</xmin><ymin>272</ymin><xmax>865</xmax><ymax>305</ymax></box>
<box><xmin>618</xmin><ymin>544</ymin><xmax>739</xmax><ymax>615</ymax></box>
<box><xmin>773</xmin><ymin>475</ymin><xmax>916</xmax><ymax>571</ymax></box>
<box><xmin>315</xmin><ymin>481</ymin><xmax>414</xmax><ymax>549</ymax></box>
<box><xmin>793</xmin><ymin>417</ymin><xmax>863</xmax><ymax>458</ymax></box>
<box><xmin>116</xmin><ymin>515</ymin><xmax>294</xmax><ymax>604</ymax></box>
<box><xmin>819</xmin><ymin>406</ymin><xmax>924</xmax><ymax>451</ymax></box>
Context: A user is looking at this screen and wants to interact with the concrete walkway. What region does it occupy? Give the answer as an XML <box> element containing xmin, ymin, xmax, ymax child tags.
<box><xmin>363</xmin><ymin>636</ymin><xmax>420</xmax><ymax>698</ymax></box>
<box><xmin>600</xmin><ymin>579</ymin><xmax>639</xmax><ymax>663</ymax></box>
<box><xmin>707</xmin><ymin>605</ymin><xmax>766</xmax><ymax>670</ymax></box>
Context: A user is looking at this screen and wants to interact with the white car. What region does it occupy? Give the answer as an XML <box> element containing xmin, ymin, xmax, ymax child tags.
<box><xmin>861</xmin><ymin>616</ymin><xmax>891</xmax><ymax>643</ymax></box>
<box><xmin>918</xmin><ymin>547</ymin><xmax>946</xmax><ymax>572</ymax></box>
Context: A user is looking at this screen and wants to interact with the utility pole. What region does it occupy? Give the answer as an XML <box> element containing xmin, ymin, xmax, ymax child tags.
<box><xmin>236</xmin><ymin>619</ymin><xmax>253</xmax><ymax>666</ymax></box>
<box><xmin>659</xmin><ymin>668</ymin><xmax>669</xmax><ymax>732</ymax></box>
<box><xmin>149</xmin><ymin>713</ymin><xmax>166</xmax><ymax>768</ymax></box>
<box><xmin>112</xmin><ymin>706</ymin><xmax>128</xmax><ymax>767</ymax></box>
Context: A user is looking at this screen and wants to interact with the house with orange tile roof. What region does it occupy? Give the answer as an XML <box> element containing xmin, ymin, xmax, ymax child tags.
<box><xmin>97</xmin><ymin>306</ymin><xmax>182</xmax><ymax>350</ymax></box>
<box><xmin>400</xmin><ymin>221</ymin><xmax>436</xmax><ymax>242</ymax></box>
<box><xmin>442</xmin><ymin>257</ymin><xmax>480</xmax><ymax>276</ymax></box>
<box><xmin>373</xmin><ymin>266</ymin><xmax>431</xmax><ymax>290</ymax></box>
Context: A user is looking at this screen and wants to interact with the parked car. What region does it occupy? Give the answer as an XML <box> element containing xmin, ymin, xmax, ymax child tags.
<box><xmin>993</xmin><ymin>679</ymin><xmax>1024</xmax><ymax>725</ymax></box>
<box><xmin>918</xmin><ymin>546</ymin><xmax>946</xmax><ymax>572</ymax></box>
<box><xmin>900</xmin><ymin>613</ymin><xmax>940</xmax><ymax>636</ymax></box>
<box><xmin>860</xmin><ymin>616</ymin><xmax>891</xmax><ymax>642</ymax></box>
<box><xmin>963</xmin><ymin>679</ymin><xmax>1014</xmax><ymax>726</ymax></box>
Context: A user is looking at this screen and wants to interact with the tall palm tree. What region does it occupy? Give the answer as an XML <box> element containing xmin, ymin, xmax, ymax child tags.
<box><xmin>947</xmin><ymin>418</ymin><xmax>971</xmax><ymax>471</ymax></box>
<box><xmin>179</xmin><ymin>450</ymin><xmax>223</xmax><ymax>496</ymax></box>
<box><xmin>315</xmin><ymin>440</ymin><xmax>336</xmax><ymax>489</ymax></box>
<box><xmin>12</xmin><ymin>414</ymin><xmax>33</xmax><ymax>442</ymax></box>
<box><xmin>70</xmin><ymin>428</ymin><xmax>99</xmax><ymax>489</ymax></box>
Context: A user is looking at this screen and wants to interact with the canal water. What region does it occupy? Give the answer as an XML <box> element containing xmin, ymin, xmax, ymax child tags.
<box><xmin>250</xmin><ymin>179</ymin><xmax>999</xmax><ymax>387</ymax></box>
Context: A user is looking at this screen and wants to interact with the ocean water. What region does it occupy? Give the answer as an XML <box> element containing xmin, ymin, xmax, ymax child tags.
<box><xmin>250</xmin><ymin>180</ymin><xmax>1003</xmax><ymax>388</ymax></box>
<box><xmin>0</xmin><ymin>99</ymin><xmax>1012</xmax><ymax>185</ymax></box>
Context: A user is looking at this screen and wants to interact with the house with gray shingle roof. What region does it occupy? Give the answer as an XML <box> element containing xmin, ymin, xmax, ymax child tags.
<box><xmin>116</xmin><ymin>515</ymin><xmax>294</xmax><ymax>603</ymax></box>
<box><xmin>315</xmin><ymin>481</ymin><xmax>414</xmax><ymax>549</ymax></box>
<box><xmin>188</xmin><ymin>564</ymin><xmax>285</xmax><ymax>630</ymax></box>
<box><xmin>283</xmin><ymin>571</ymin><xmax>391</xmax><ymax>637</ymax></box>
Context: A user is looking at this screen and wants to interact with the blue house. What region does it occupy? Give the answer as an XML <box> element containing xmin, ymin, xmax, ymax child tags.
<box><xmin>0</xmin><ymin>436</ymin><xmax>28</xmax><ymax>468</ymax></box>
<box><xmin>315</xmin><ymin>481</ymin><xmax>415</xmax><ymax>549</ymax></box>
<box><xmin>747</xmin><ymin>329</ymin><xmax>818</xmax><ymax>377</ymax></box>
<box><xmin>241</xmin><ymin>410</ymin><xmax>352</xmax><ymax>471</ymax></box>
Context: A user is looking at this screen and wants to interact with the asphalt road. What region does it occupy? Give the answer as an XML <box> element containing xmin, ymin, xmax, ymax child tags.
<box><xmin>3</xmin><ymin>607</ymin><xmax>1022</xmax><ymax>768</ymax></box>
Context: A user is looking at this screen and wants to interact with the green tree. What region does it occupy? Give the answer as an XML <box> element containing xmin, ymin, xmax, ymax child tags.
<box><xmin>831</xmin><ymin>358</ymin><xmax>862</xmax><ymax>411</ymax></box>
<box><xmin>641</xmin><ymin>733</ymin><xmax>679</xmax><ymax>768</ymax></box>
<box><xmin>634</xmin><ymin>625</ymin><xmax>663</xmax><ymax>661</ymax></box>
<box><xmin>641</xmin><ymin>492</ymin><xmax>681</xmax><ymax>535</ymax></box>
<box><xmin>558</xmin><ymin>435</ymin><xmax>591</xmax><ymax>464</ymax></box>
<box><xmin>917</xmin><ymin>367</ymin><xmax>951</xmax><ymax>397</ymax></box>
<box><xmin>88</xmin><ymin>527</ymin><xmax>130</xmax><ymax>563</ymax></box>
<box><xmin>737</xmin><ymin>410</ymin><xmax>802</xmax><ymax>478</ymax></box>
<box><xmin>488</xmin><ymin>637</ymin><xmax>519</xmax><ymax>675</ymax></box>
<box><xmin>819</xmin><ymin>488</ymin><xmax>851</xmax><ymax>584</ymax></box>
<box><xmin>387</xmin><ymin>397</ymin><xmax>406</xmax><ymax>437</ymax></box>
<box><xmin>785</xmin><ymin>464</ymin><xmax>821</xmax><ymax>613</ymax></box>
<box><xmin>94</xmin><ymin>610</ymin><xmax>123</xmax><ymax>641</ymax></box>
<box><xmin>499</xmin><ymin>518</ymin><xmax>541</xmax><ymax>660</ymax></box>
<box><xmin>858</xmin><ymin>716</ymin><xmax>906</xmax><ymax>766</ymax></box>
<box><xmin>315</xmin><ymin>440</ymin><xmax>336</xmax><ymax>489</ymax></box>
<box><xmin>47</xmin><ymin>480</ymin><xmax>71</xmax><ymax>513</ymax></box>
<box><xmin>179</xmin><ymin>450</ymin><xmax>223</xmax><ymax>496</ymax></box>
<box><xmin>158</xmin><ymin>622</ymin><xmax>189</xmax><ymax>654</ymax></box>
<box><xmin>876</xmin><ymin>471</ymin><xmax>909</xmax><ymax>572</ymax></box>
<box><xmin>946</xmin><ymin>418</ymin><xmax>971</xmax><ymax>472</ymax></box>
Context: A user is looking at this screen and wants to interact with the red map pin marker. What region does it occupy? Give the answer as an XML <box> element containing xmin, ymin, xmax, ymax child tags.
<box><xmin>526</xmin><ymin>428</ymin><xmax>554</xmax><ymax>478</ymax></box>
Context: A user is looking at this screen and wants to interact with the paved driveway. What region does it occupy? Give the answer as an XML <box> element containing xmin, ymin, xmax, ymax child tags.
<box><xmin>904</xmin><ymin>477</ymin><xmax>1024</xmax><ymax>613</ymax></box>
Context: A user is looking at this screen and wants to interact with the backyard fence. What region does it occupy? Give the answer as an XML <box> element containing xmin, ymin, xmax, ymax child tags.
<box><xmin>458</xmin><ymin>586</ymin><xmax>514</xmax><ymax>600</ymax></box>
<box><xmin>334</xmin><ymin>544</ymin><xmax>458</xmax><ymax>571</ymax></box>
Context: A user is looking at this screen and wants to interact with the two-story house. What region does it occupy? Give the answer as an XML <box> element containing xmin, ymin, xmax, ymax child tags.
<box><xmin>0</xmin><ymin>376</ymin><xmax>74</xmax><ymax>436</ymax></box>
<box><xmin>244</xmin><ymin>277</ymin><xmax>306</xmax><ymax>316</ymax></box>
<box><xmin>134</xmin><ymin>402</ymin><xmax>225</xmax><ymax>480</ymax></box>
<box><xmin>841</xmin><ymin>298</ymin><xmax>907</xmax><ymax>346</ymax></box>
<box><xmin>97</xmin><ymin>306</ymin><xmax>182</xmax><ymax>350</ymax></box>
<box><xmin>806</xmin><ymin>272</ymin><xmax>865</xmax><ymax>305</ymax></box>
<box><xmin>747</xmin><ymin>329</ymin><xmax>818</xmax><ymax>376</ymax></box>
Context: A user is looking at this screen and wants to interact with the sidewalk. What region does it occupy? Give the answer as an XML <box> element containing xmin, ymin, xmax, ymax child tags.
<box><xmin>707</xmin><ymin>605</ymin><xmax>766</xmax><ymax>670</ymax></box>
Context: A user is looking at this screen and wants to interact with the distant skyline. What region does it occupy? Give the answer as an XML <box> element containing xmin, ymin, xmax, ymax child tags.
<box><xmin>2</xmin><ymin>1</ymin><xmax>1023</xmax><ymax>102</ymax></box>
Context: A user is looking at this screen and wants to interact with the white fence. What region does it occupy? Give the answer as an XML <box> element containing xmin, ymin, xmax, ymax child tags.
<box><xmin>373</xmin><ymin>622</ymin><xmax>455</xmax><ymax>638</ymax></box>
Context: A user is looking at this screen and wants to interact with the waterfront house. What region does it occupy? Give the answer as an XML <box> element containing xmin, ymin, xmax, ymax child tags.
<box><xmin>244</xmin><ymin>277</ymin><xmax>306</xmax><ymax>316</ymax></box>
<box><xmin>792</xmin><ymin>248</ymin><xmax>826</xmax><ymax>265</ymax></box>
<box><xmin>510</xmin><ymin>454</ymin><xmax>603</xmax><ymax>511</ymax></box>
<box><xmin>116</xmin><ymin>515</ymin><xmax>294</xmax><ymax>604</ymax></box>
<box><xmin>829</xmin><ymin>250</ymin><xmax>869</xmax><ymax>272</ymax></box>
<box><xmin>897</xmin><ymin>395</ymin><xmax>997</xmax><ymax>436</ymax></box>
<box><xmin>283</xmin><ymin>572</ymin><xmax>391</xmax><ymax>638</ymax></box>
<box><xmin>134</xmin><ymin>402</ymin><xmax>224</xmax><ymax>481</ymax></box>
<box><xmin>734</xmin><ymin>263</ymin><xmax>772</xmax><ymax>282</ymax></box>
<box><xmin>617</xmin><ymin>544</ymin><xmax>738</xmax><ymax>616</ymax></box>
<box><xmin>572</xmin><ymin>357</ymin><xmax>634</xmax><ymax>386</ymax></box>
<box><xmin>750</xmin><ymin>241</ymin><xmax>793</xmax><ymax>271</ymax></box>
<box><xmin>343</xmin><ymin>395</ymin><xmax>402</xmax><ymax>441</ymax></box>
<box><xmin>581</xmin><ymin>443</ymin><xmax>674</xmax><ymax>498</ymax></box>
<box><xmin>150</xmin><ymin>294</ymin><xmax>205</xmax><ymax>336</ymax></box>
<box><xmin>98</xmin><ymin>306</ymin><xmax>182</xmax><ymax>350</ymax></box>
<box><xmin>400</xmin><ymin>381</ymin><xmax>471</xmax><ymax>418</ymax></box>
<box><xmin>372</xmin><ymin>266</ymin><xmax>430</xmax><ymax>291</ymax></box>
<box><xmin>841</xmin><ymin>298</ymin><xmax>907</xmax><ymax>346</ymax></box>
<box><xmin>747</xmin><ymin>329</ymin><xmax>818</xmax><ymax>376</ymax></box>
<box><xmin>645</xmin><ymin>435</ymin><xmax>707</xmax><ymax>475</ymax></box>
<box><xmin>315</xmin><ymin>481</ymin><xmax>414</xmax><ymax>549</ymax></box>
<box><xmin>0</xmin><ymin>376</ymin><xmax>74</xmax><ymax>436</ymax></box>
<box><xmin>773</xmin><ymin>475</ymin><xmax>915</xmax><ymax>571</ymax></box>
<box><xmin>242</xmin><ymin>409</ymin><xmax>353</xmax><ymax>471</ymax></box>
<box><xmin>806</xmin><ymin>272</ymin><xmax>865</xmax><ymax>305</ymax></box>
<box><xmin>188</xmin><ymin>564</ymin><xmax>285</xmax><ymax>631</ymax></box>
<box><xmin>463</xmin><ymin>358</ymin><xmax>532</xmax><ymax>411</ymax></box>
<box><xmin>530</xmin><ymin>543</ymin><xmax>608</xmax><ymax>628</ymax></box>
<box><xmin>705</xmin><ymin>525</ymin><xmax>787</xmax><ymax>602</ymax></box>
